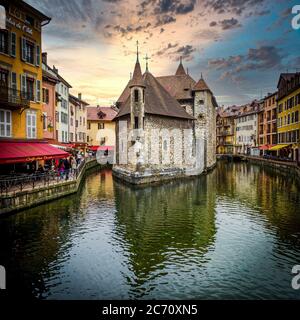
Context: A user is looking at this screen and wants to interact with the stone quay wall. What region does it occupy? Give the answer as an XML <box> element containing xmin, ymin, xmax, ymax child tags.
<box><xmin>0</xmin><ymin>159</ymin><xmax>100</xmax><ymax>216</ymax></box>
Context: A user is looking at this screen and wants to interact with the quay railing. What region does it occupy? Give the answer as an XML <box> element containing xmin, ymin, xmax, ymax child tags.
<box><xmin>0</xmin><ymin>157</ymin><xmax>94</xmax><ymax>196</ymax></box>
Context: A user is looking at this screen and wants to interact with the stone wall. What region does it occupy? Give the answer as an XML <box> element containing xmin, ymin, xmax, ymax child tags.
<box><xmin>0</xmin><ymin>159</ymin><xmax>100</xmax><ymax>216</ymax></box>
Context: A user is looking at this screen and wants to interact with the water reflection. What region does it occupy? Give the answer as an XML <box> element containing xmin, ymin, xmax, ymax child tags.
<box><xmin>0</xmin><ymin>163</ymin><xmax>299</xmax><ymax>299</ymax></box>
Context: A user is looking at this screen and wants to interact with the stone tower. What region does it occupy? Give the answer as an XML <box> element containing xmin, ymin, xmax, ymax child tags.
<box><xmin>192</xmin><ymin>74</ymin><xmax>217</xmax><ymax>170</ymax></box>
<box><xmin>129</xmin><ymin>44</ymin><xmax>145</xmax><ymax>131</ymax></box>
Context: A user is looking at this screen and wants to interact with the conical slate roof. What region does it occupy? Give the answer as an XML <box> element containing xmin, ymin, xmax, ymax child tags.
<box><xmin>129</xmin><ymin>60</ymin><xmax>145</xmax><ymax>88</ymax></box>
<box><xmin>193</xmin><ymin>76</ymin><xmax>211</xmax><ymax>91</ymax></box>
<box><xmin>175</xmin><ymin>60</ymin><xmax>186</xmax><ymax>76</ymax></box>
<box><xmin>115</xmin><ymin>72</ymin><xmax>194</xmax><ymax>120</ymax></box>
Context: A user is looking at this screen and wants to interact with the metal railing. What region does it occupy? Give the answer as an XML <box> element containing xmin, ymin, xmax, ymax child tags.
<box><xmin>0</xmin><ymin>86</ymin><xmax>31</xmax><ymax>108</ymax></box>
<box><xmin>0</xmin><ymin>158</ymin><xmax>90</xmax><ymax>196</ymax></box>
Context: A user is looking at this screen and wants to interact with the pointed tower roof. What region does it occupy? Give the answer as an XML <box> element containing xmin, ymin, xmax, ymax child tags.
<box><xmin>193</xmin><ymin>73</ymin><xmax>211</xmax><ymax>91</ymax></box>
<box><xmin>129</xmin><ymin>41</ymin><xmax>145</xmax><ymax>88</ymax></box>
<box><xmin>175</xmin><ymin>57</ymin><xmax>186</xmax><ymax>76</ymax></box>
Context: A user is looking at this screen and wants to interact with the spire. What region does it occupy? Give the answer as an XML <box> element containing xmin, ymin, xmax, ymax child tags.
<box><xmin>129</xmin><ymin>42</ymin><xmax>145</xmax><ymax>88</ymax></box>
<box><xmin>136</xmin><ymin>40</ymin><xmax>139</xmax><ymax>63</ymax></box>
<box><xmin>193</xmin><ymin>73</ymin><xmax>210</xmax><ymax>92</ymax></box>
<box><xmin>175</xmin><ymin>56</ymin><xmax>186</xmax><ymax>76</ymax></box>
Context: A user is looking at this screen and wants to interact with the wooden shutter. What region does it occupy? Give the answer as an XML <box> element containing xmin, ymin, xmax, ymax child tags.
<box><xmin>35</xmin><ymin>44</ymin><xmax>40</xmax><ymax>66</ymax></box>
<box><xmin>36</xmin><ymin>79</ymin><xmax>41</xmax><ymax>102</ymax></box>
<box><xmin>10</xmin><ymin>32</ymin><xmax>16</xmax><ymax>57</ymax></box>
<box><xmin>20</xmin><ymin>74</ymin><xmax>27</xmax><ymax>98</ymax></box>
<box><xmin>21</xmin><ymin>37</ymin><xmax>26</xmax><ymax>61</ymax></box>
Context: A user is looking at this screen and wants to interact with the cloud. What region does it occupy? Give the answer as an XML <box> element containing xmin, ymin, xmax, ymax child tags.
<box><xmin>204</xmin><ymin>0</ymin><xmax>266</xmax><ymax>16</ymax></box>
<box><xmin>154</xmin><ymin>14</ymin><xmax>176</xmax><ymax>27</ymax></box>
<box><xmin>155</xmin><ymin>42</ymin><xmax>179</xmax><ymax>56</ymax></box>
<box><xmin>154</xmin><ymin>0</ymin><xmax>196</xmax><ymax>15</ymax></box>
<box><xmin>208</xmin><ymin>45</ymin><xmax>283</xmax><ymax>81</ymax></box>
<box><xmin>219</xmin><ymin>18</ymin><xmax>241</xmax><ymax>30</ymax></box>
<box><xmin>175</xmin><ymin>44</ymin><xmax>196</xmax><ymax>60</ymax></box>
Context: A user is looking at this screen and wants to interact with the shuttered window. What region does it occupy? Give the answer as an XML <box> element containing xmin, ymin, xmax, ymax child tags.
<box><xmin>26</xmin><ymin>110</ymin><xmax>36</xmax><ymax>139</ymax></box>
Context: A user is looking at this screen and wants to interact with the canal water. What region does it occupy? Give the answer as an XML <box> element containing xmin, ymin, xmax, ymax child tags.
<box><xmin>1</xmin><ymin>162</ymin><xmax>300</xmax><ymax>299</ymax></box>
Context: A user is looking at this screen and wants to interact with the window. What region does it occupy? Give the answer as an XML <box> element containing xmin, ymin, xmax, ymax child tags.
<box><xmin>87</xmin><ymin>136</ymin><xmax>89</xmax><ymax>142</ymax></box>
<box><xmin>70</xmin><ymin>133</ymin><xmax>73</xmax><ymax>142</ymax></box>
<box><xmin>42</xmin><ymin>88</ymin><xmax>49</xmax><ymax>103</ymax></box>
<box><xmin>0</xmin><ymin>69</ymin><xmax>8</xmax><ymax>87</ymax></box>
<box><xmin>0</xmin><ymin>30</ymin><xmax>8</xmax><ymax>54</ymax></box>
<box><xmin>100</xmin><ymin>137</ymin><xmax>106</xmax><ymax>145</ymax></box>
<box><xmin>75</xmin><ymin>120</ymin><xmax>78</xmax><ymax>128</ymax></box>
<box><xmin>199</xmin><ymin>99</ymin><xmax>204</xmax><ymax>104</ymax></box>
<box><xmin>0</xmin><ymin>109</ymin><xmax>11</xmax><ymax>137</ymax></box>
<box><xmin>22</xmin><ymin>38</ymin><xmax>35</xmax><ymax>64</ymax></box>
<box><xmin>80</xmin><ymin>116</ymin><xmax>82</xmax><ymax>126</ymax></box>
<box><xmin>134</xmin><ymin>116</ymin><xmax>139</xmax><ymax>129</ymax></box>
<box><xmin>61</xmin><ymin>112</ymin><xmax>68</xmax><ymax>124</ymax></box>
<box><xmin>26</xmin><ymin>110</ymin><xmax>36</xmax><ymax>138</ymax></box>
<box><xmin>295</xmin><ymin>111</ymin><xmax>299</xmax><ymax>123</ymax></box>
<box><xmin>70</xmin><ymin>117</ymin><xmax>73</xmax><ymax>126</ymax></box>
<box><xmin>87</xmin><ymin>122</ymin><xmax>91</xmax><ymax>130</ymax></box>
<box><xmin>26</xmin><ymin>77</ymin><xmax>34</xmax><ymax>101</ymax></box>
<box><xmin>98</xmin><ymin>122</ymin><xmax>104</xmax><ymax>129</ymax></box>
<box><xmin>25</xmin><ymin>15</ymin><xmax>34</xmax><ymax>26</ymax></box>
<box><xmin>134</xmin><ymin>89</ymin><xmax>139</xmax><ymax>102</ymax></box>
<box><xmin>11</xmin><ymin>72</ymin><xmax>17</xmax><ymax>95</ymax></box>
<box><xmin>42</xmin><ymin>112</ymin><xmax>47</xmax><ymax>130</ymax></box>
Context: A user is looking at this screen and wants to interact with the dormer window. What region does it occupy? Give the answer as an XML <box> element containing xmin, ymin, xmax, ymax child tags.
<box><xmin>134</xmin><ymin>89</ymin><xmax>139</xmax><ymax>102</ymax></box>
<box><xmin>25</xmin><ymin>14</ymin><xmax>34</xmax><ymax>26</ymax></box>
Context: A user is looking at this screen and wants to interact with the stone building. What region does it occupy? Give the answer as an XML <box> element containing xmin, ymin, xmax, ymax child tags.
<box><xmin>113</xmin><ymin>49</ymin><xmax>217</xmax><ymax>184</ymax></box>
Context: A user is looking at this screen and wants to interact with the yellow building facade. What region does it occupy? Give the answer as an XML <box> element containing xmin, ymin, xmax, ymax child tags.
<box><xmin>277</xmin><ymin>73</ymin><xmax>300</xmax><ymax>162</ymax></box>
<box><xmin>87</xmin><ymin>106</ymin><xmax>117</xmax><ymax>148</ymax></box>
<box><xmin>0</xmin><ymin>0</ymin><xmax>50</xmax><ymax>140</ymax></box>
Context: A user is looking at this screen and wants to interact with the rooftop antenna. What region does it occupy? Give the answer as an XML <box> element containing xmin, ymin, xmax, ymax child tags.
<box><xmin>144</xmin><ymin>53</ymin><xmax>151</xmax><ymax>72</ymax></box>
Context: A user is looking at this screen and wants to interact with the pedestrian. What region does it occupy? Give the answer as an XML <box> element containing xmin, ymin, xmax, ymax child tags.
<box><xmin>70</xmin><ymin>156</ymin><xmax>77</xmax><ymax>177</ymax></box>
<box><xmin>64</xmin><ymin>158</ymin><xmax>71</xmax><ymax>181</ymax></box>
<box><xmin>58</xmin><ymin>162</ymin><xmax>65</xmax><ymax>180</ymax></box>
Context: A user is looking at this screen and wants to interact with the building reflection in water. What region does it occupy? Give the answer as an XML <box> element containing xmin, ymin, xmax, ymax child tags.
<box><xmin>113</xmin><ymin>170</ymin><xmax>217</xmax><ymax>297</ymax></box>
<box><xmin>0</xmin><ymin>163</ymin><xmax>299</xmax><ymax>299</ymax></box>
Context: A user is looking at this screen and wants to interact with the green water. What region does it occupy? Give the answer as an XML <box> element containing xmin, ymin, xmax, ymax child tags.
<box><xmin>1</xmin><ymin>162</ymin><xmax>300</xmax><ymax>299</ymax></box>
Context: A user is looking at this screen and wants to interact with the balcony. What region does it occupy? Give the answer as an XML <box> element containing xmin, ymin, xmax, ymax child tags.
<box><xmin>0</xmin><ymin>87</ymin><xmax>31</xmax><ymax>111</ymax></box>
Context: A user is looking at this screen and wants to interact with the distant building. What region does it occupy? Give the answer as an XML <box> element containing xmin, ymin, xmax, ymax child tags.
<box><xmin>113</xmin><ymin>47</ymin><xmax>217</xmax><ymax>184</ymax></box>
<box><xmin>216</xmin><ymin>106</ymin><xmax>240</xmax><ymax>154</ymax></box>
<box><xmin>234</xmin><ymin>101</ymin><xmax>261</xmax><ymax>155</ymax></box>
<box><xmin>87</xmin><ymin>106</ymin><xmax>117</xmax><ymax>148</ymax></box>
<box><xmin>258</xmin><ymin>92</ymin><xmax>277</xmax><ymax>154</ymax></box>
<box><xmin>52</xmin><ymin>66</ymin><xmax>72</xmax><ymax>143</ymax></box>
<box><xmin>276</xmin><ymin>73</ymin><xmax>300</xmax><ymax>162</ymax></box>
<box><xmin>42</xmin><ymin>53</ymin><xmax>59</xmax><ymax>143</ymax></box>
<box><xmin>69</xmin><ymin>93</ymin><xmax>89</xmax><ymax>151</ymax></box>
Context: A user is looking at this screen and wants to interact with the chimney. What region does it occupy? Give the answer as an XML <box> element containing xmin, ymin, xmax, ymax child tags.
<box><xmin>42</xmin><ymin>52</ymin><xmax>47</xmax><ymax>65</ymax></box>
<box><xmin>78</xmin><ymin>93</ymin><xmax>82</xmax><ymax>100</ymax></box>
<box><xmin>53</xmin><ymin>65</ymin><xmax>58</xmax><ymax>74</ymax></box>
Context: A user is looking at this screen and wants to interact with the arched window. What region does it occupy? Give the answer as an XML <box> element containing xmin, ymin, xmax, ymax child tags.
<box><xmin>0</xmin><ymin>6</ymin><xmax>6</xmax><ymax>29</ymax></box>
<box><xmin>134</xmin><ymin>89</ymin><xmax>139</xmax><ymax>102</ymax></box>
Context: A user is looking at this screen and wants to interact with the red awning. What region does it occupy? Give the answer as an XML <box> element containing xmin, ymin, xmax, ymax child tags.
<box><xmin>259</xmin><ymin>144</ymin><xmax>274</xmax><ymax>150</ymax></box>
<box><xmin>0</xmin><ymin>141</ymin><xmax>69</xmax><ymax>164</ymax></box>
<box><xmin>88</xmin><ymin>146</ymin><xmax>114</xmax><ymax>151</ymax></box>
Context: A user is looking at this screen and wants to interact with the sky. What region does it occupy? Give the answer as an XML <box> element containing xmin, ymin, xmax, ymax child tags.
<box><xmin>27</xmin><ymin>0</ymin><xmax>300</xmax><ymax>107</ymax></box>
